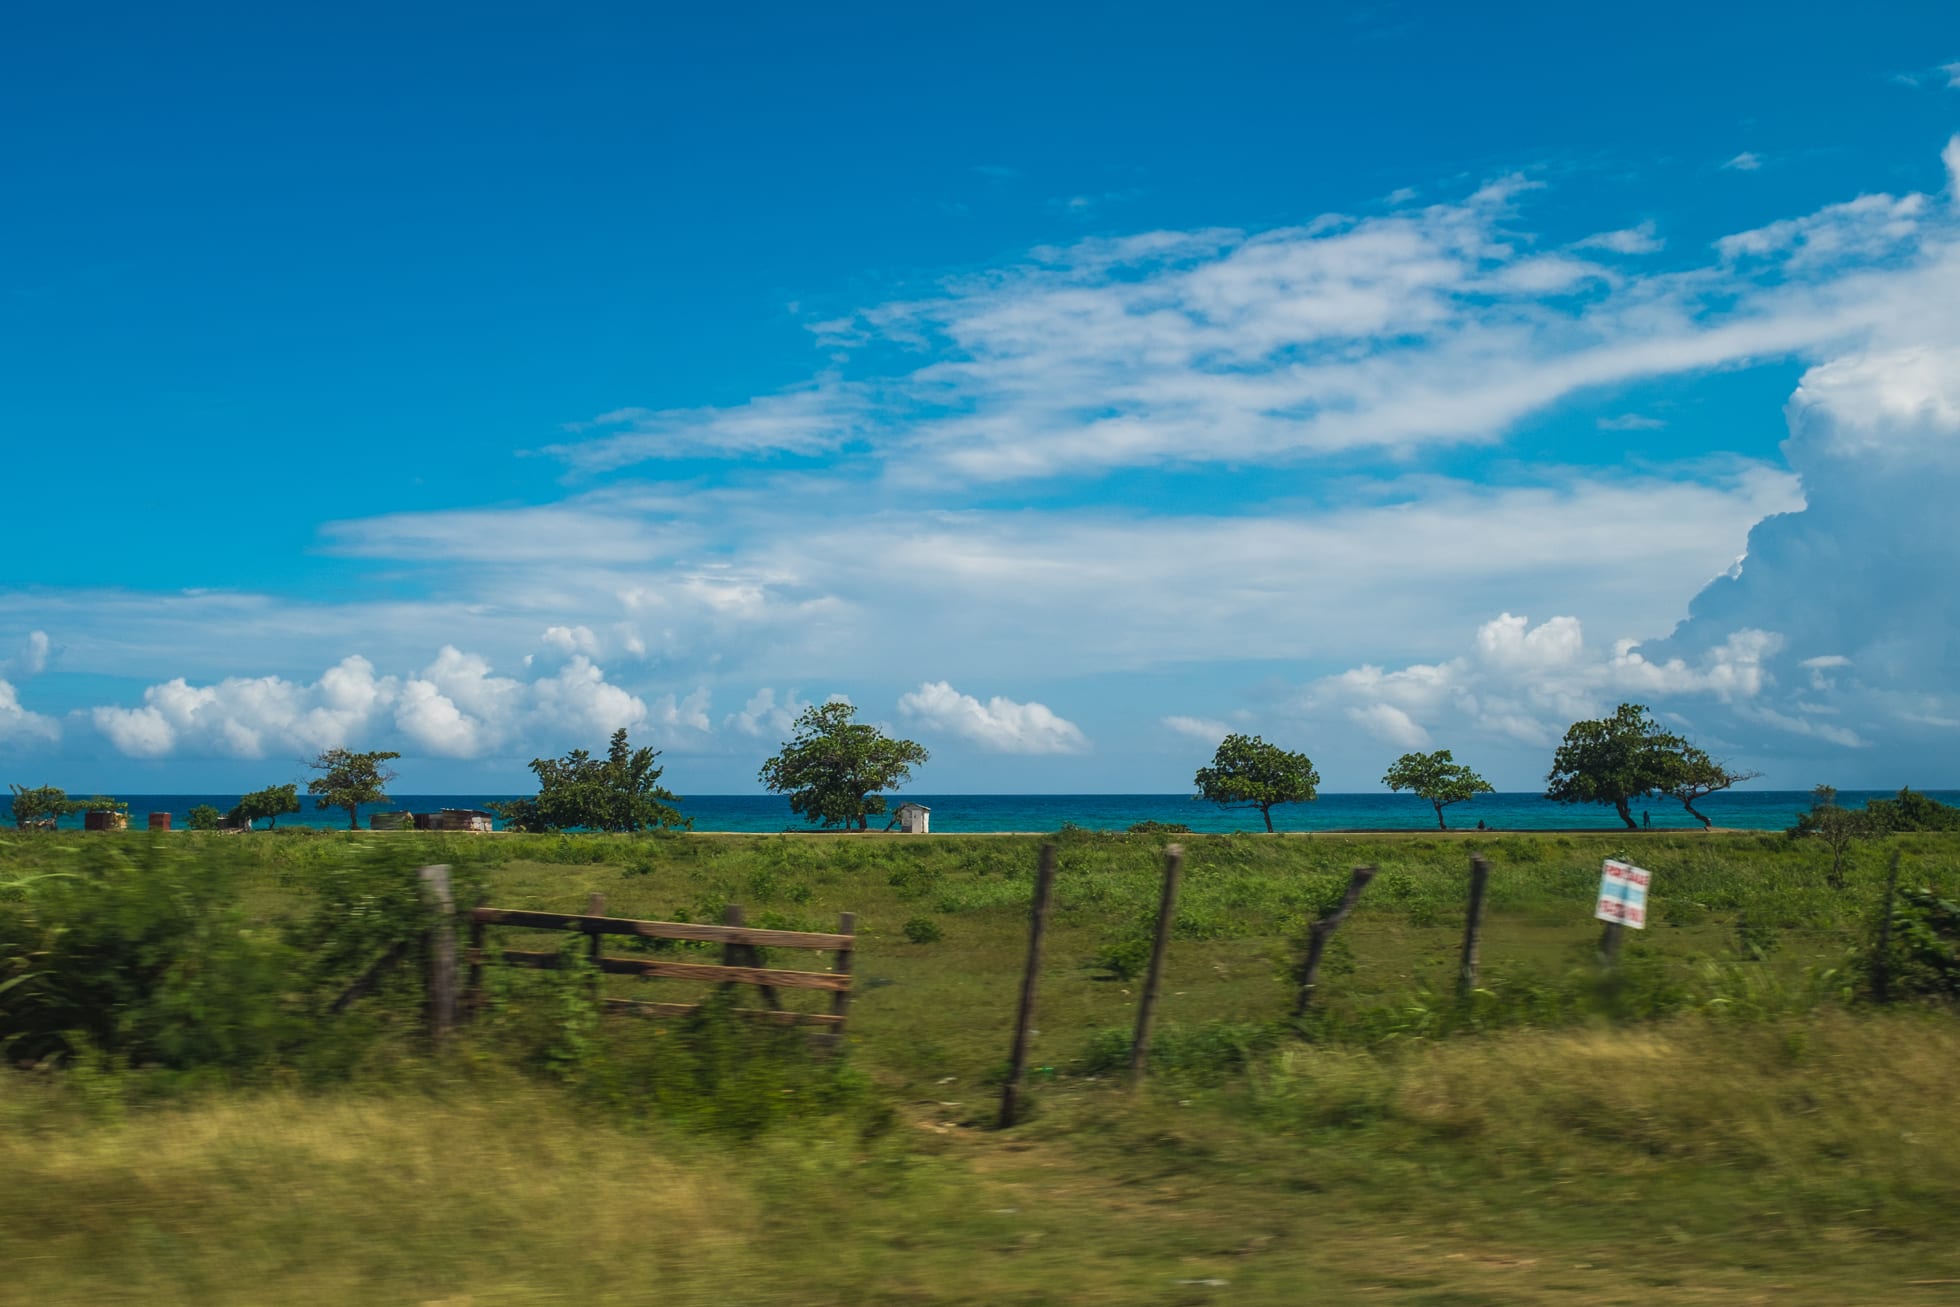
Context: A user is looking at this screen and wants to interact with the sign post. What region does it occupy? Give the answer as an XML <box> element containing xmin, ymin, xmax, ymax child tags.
<box><xmin>1595</xmin><ymin>859</ymin><xmax>1651</xmax><ymax>966</ymax></box>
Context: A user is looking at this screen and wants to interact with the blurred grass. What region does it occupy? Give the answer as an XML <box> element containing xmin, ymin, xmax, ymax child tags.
<box><xmin>3</xmin><ymin>827</ymin><xmax>1958</xmax><ymax>1303</ymax></box>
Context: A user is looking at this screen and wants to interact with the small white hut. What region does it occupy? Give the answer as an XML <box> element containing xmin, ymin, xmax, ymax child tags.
<box><xmin>894</xmin><ymin>801</ymin><xmax>931</xmax><ymax>834</ymax></box>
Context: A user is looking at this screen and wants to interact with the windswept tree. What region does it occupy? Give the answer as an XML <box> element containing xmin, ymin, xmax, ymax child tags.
<box><xmin>1382</xmin><ymin>749</ymin><xmax>1495</xmax><ymax>830</ymax></box>
<box><xmin>759</xmin><ymin>702</ymin><xmax>928</xmax><ymax>831</ymax></box>
<box><xmin>1661</xmin><ymin>746</ymin><xmax>1759</xmax><ymax>830</ymax></box>
<box><xmin>498</xmin><ymin>728</ymin><xmax>688</xmax><ymax>832</ymax></box>
<box><xmin>1544</xmin><ymin>703</ymin><xmax>1681</xmax><ymax>830</ymax></box>
<box><xmin>1194</xmin><ymin>733</ymin><xmax>1319</xmax><ymax>832</ymax></box>
<box><xmin>306</xmin><ymin>749</ymin><xmax>401</xmax><ymax>831</ymax></box>
<box><xmin>1790</xmin><ymin>785</ymin><xmax>1872</xmax><ymax>889</ymax></box>
<box><xmin>8</xmin><ymin>783</ymin><xmax>80</xmax><ymax>830</ymax></box>
<box><xmin>229</xmin><ymin>783</ymin><xmax>301</xmax><ymax>831</ymax></box>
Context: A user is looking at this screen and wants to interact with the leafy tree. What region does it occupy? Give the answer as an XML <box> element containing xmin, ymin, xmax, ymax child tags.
<box><xmin>1544</xmin><ymin>703</ymin><xmax>1683</xmax><ymax>830</ymax></box>
<box><xmin>1382</xmin><ymin>749</ymin><xmax>1494</xmax><ymax>830</ymax></box>
<box><xmin>1659</xmin><ymin>745</ymin><xmax>1760</xmax><ymax>830</ymax></box>
<box><xmin>8</xmin><ymin>784</ymin><xmax>80</xmax><ymax>830</ymax></box>
<box><xmin>758</xmin><ymin>702</ymin><xmax>929</xmax><ymax>830</ymax></box>
<box><xmin>509</xmin><ymin>728</ymin><xmax>689</xmax><ymax>832</ymax></box>
<box><xmin>228</xmin><ymin>783</ymin><xmax>301</xmax><ymax>831</ymax></box>
<box><xmin>306</xmin><ymin>749</ymin><xmax>401</xmax><ymax>831</ymax></box>
<box><xmin>1194</xmin><ymin>733</ymin><xmax>1319</xmax><ymax>832</ymax></box>
<box><xmin>1863</xmin><ymin>787</ymin><xmax>1960</xmax><ymax>833</ymax></box>
<box><xmin>1790</xmin><ymin>785</ymin><xmax>1874</xmax><ymax>889</ymax></box>
<box><xmin>186</xmin><ymin>804</ymin><xmax>225</xmax><ymax>831</ymax></box>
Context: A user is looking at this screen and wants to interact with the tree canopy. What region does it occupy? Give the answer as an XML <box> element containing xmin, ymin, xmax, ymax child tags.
<box><xmin>229</xmin><ymin>783</ymin><xmax>301</xmax><ymax>831</ymax></box>
<box><xmin>496</xmin><ymin>728</ymin><xmax>688</xmax><ymax>832</ymax></box>
<box><xmin>8</xmin><ymin>784</ymin><xmax>80</xmax><ymax>830</ymax></box>
<box><xmin>1544</xmin><ymin>703</ymin><xmax>1681</xmax><ymax>830</ymax></box>
<box><xmin>758</xmin><ymin>702</ymin><xmax>928</xmax><ymax>830</ymax></box>
<box><xmin>1193</xmin><ymin>733</ymin><xmax>1319</xmax><ymax>832</ymax></box>
<box><xmin>1382</xmin><ymin>750</ymin><xmax>1494</xmax><ymax>829</ymax></box>
<box><xmin>306</xmin><ymin>749</ymin><xmax>401</xmax><ymax>831</ymax></box>
<box><xmin>1546</xmin><ymin>703</ymin><xmax>1758</xmax><ymax>830</ymax></box>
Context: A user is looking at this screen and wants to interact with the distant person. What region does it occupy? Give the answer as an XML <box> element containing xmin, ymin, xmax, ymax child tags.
<box><xmin>1476</xmin><ymin>819</ymin><xmax>1486</xmax><ymax>830</ymax></box>
<box><xmin>1642</xmin><ymin>810</ymin><xmax>1651</xmax><ymax>830</ymax></box>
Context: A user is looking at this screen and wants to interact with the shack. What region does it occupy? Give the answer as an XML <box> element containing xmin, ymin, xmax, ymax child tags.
<box><xmin>435</xmin><ymin>808</ymin><xmax>495</xmax><ymax>833</ymax></box>
<box><xmin>892</xmin><ymin>801</ymin><xmax>931</xmax><ymax>834</ymax></box>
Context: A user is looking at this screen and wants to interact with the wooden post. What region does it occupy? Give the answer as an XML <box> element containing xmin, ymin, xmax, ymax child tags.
<box><xmin>1599</xmin><ymin>920</ymin><xmax>1625</xmax><ymax>968</ymax></box>
<box><xmin>1127</xmin><ymin>843</ymin><xmax>1185</xmax><ymax>1083</ymax></box>
<box><xmin>722</xmin><ymin>903</ymin><xmax>784</xmax><ymax>1010</ymax></box>
<box><xmin>998</xmin><ymin>843</ymin><xmax>1059</xmax><ymax>1129</ymax></box>
<box><xmin>465</xmin><ymin>891</ymin><xmax>487</xmax><ymax>1018</ymax></box>
<box><xmin>1457</xmin><ymin>854</ymin><xmax>1491</xmax><ymax>1000</ymax></box>
<box><xmin>1292</xmin><ymin>864</ymin><xmax>1376</xmax><ymax>1020</ymax></box>
<box><xmin>829</xmin><ymin>911</ymin><xmax>856</xmax><ymax>1028</ymax></box>
<box><xmin>419</xmin><ymin>864</ymin><xmax>456</xmax><ymax>1045</ymax></box>
<box><xmin>1872</xmin><ymin>848</ymin><xmax>1903</xmax><ymax>1005</ymax></box>
<box><xmin>586</xmin><ymin>892</ymin><xmax>606</xmax><ymax>971</ymax></box>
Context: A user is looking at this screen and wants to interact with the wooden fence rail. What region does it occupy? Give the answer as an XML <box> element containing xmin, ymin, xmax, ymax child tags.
<box><xmin>466</xmin><ymin>900</ymin><xmax>856</xmax><ymax>1037</ymax></box>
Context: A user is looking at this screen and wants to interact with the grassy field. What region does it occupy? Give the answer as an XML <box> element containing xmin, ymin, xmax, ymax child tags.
<box><xmin>3</xmin><ymin>827</ymin><xmax>1958</xmax><ymax>1304</ymax></box>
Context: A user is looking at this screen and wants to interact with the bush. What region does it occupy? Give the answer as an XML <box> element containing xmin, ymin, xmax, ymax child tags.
<box><xmin>1127</xmin><ymin>820</ymin><xmax>1192</xmax><ymax>836</ymax></box>
<box><xmin>187</xmin><ymin>805</ymin><xmax>225</xmax><ymax>831</ymax></box>
<box><xmin>901</xmin><ymin>915</ymin><xmax>943</xmax><ymax>944</ymax></box>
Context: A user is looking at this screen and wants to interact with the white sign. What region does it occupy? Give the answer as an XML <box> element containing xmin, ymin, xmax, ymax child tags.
<box><xmin>1596</xmin><ymin>860</ymin><xmax>1651</xmax><ymax>929</ymax></box>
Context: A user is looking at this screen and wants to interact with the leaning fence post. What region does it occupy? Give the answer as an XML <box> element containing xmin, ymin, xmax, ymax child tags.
<box><xmin>1128</xmin><ymin>843</ymin><xmax>1185</xmax><ymax>1084</ymax></box>
<box><xmin>419</xmin><ymin>864</ymin><xmax>457</xmax><ymax>1044</ymax></box>
<box><xmin>1458</xmin><ymin>854</ymin><xmax>1491</xmax><ymax>1000</ymax></box>
<box><xmin>1292</xmin><ymin>864</ymin><xmax>1376</xmax><ymax>1020</ymax></box>
<box><xmin>998</xmin><ymin>843</ymin><xmax>1059</xmax><ymax>1129</ymax></box>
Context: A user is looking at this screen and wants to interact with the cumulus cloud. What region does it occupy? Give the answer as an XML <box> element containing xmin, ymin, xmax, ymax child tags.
<box><xmin>1574</xmin><ymin>221</ymin><xmax>1664</xmax><ymax>255</ymax></box>
<box><xmin>898</xmin><ymin>681</ymin><xmax>1088</xmax><ymax>754</ymax></box>
<box><xmin>0</xmin><ymin>679</ymin><xmax>59</xmax><ymax>745</ymax></box>
<box><xmin>3</xmin><ymin>631</ymin><xmax>50</xmax><ymax>679</ymax></box>
<box><xmin>725</xmin><ymin>687</ymin><xmax>813</xmax><ymax>739</ymax></box>
<box><xmin>1162</xmin><ymin>715</ymin><xmax>1230</xmax><ymax>744</ymax></box>
<box><xmin>542</xmin><ymin>625</ymin><xmax>600</xmax><ymax>656</ymax></box>
<box><xmin>90</xmin><ymin>650</ymin><xmax>655</xmax><ymax>760</ymax></box>
<box><xmin>1311</xmin><ymin>612</ymin><xmax>1786</xmax><ymax>751</ymax></box>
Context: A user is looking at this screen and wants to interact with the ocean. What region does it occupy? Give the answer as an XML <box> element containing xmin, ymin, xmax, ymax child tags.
<box><xmin>6</xmin><ymin>790</ymin><xmax>1951</xmax><ymax>833</ymax></box>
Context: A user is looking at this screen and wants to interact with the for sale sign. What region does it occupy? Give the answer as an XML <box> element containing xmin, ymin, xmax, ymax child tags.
<box><xmin>1596</xmin><ymin>860</ymin><xmax>1651</xmax><ymax>929</ymax></box>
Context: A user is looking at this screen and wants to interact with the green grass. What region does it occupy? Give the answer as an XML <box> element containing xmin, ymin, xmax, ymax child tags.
<box><xmin>3</xmin><ymin>827</ymin><xmax>1959</xmax><ymax>1304</ymax></box>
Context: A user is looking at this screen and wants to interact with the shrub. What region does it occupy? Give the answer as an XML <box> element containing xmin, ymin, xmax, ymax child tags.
<box><xmin>901</xmin><ymin>915</ymin><xmax>943</xmax><ymax>945</ymax></box>
<box><xmin>187</xmin><ymin>805</ymin><xmax>225</xmax><ymax>831</ymax></box>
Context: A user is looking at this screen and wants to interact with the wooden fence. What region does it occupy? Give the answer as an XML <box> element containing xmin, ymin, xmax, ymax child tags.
<box><xmin>467</xmin><ymin>896</ymin><xmax>856</xmax><ymax>1038</ymax></box>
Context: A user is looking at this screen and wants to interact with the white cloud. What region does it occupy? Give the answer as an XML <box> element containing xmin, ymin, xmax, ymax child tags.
<box><xmin>1574</xmin><ymin>221</ymin><xmax>1664</xmax><ymax>255</ymax></box>
<box><xmin>89</xmin><ymin>650</ymin><xmax>658</xmax><ymax>761</ymax></box>
<box><xmin>542</xmin><ymin>625</ymin><xmax>600</xmax><ymax>656</ymax></box>
<box><xmin>1723</xmin><ymin>151</ymin><xmax>1764</xmax><ymax>172</ymax></box>
<box><xmin>1597</xmin><ymin>413</ymin><xmax>1665</xmax><ymax>430</ymax></box>
<box><xmin>1944</xmin><ymin>61</ymin><xmax>1960</xmax><ymax>90</ymax></box>
<box><xmin>3</xmin><ymin>631</ymin><xmax>50</xmax><ymax>679</ymax></box>
<box><xmin>724</xmin><ymin>687</ymin><xmax>812</xmax><ymax>739</ymax></box>
<box><xmin>0</xmin><ymin>679</ymin><xmax>59</xmax><ymax>745</ymax></box>
<box><xmin>1162</xmin><ymin>714</ymin><xmax>1230</xmax><ymax>744</ymax></box>
<box><xmin>898</xmin><ymin>681</ymin><xmax>1088</xmax><ymax>754</ymax></box>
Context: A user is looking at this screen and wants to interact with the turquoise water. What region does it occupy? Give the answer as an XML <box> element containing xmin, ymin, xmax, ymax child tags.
<box><xmin>8</xmin><ymin>790</ymin><xmax>1952</xmax><ymax>833</ymax></box>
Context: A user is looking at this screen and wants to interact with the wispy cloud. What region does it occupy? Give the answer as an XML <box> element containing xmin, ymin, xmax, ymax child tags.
<box><xmin>1722</xmin><ymin>151</ymin><xmax>1764</xmax><ymax>172</ymax></box>
<box><xmin>1597</xmin><ymin>413</ymin><xmax>1665</xmax><ymax>430</ymax></box>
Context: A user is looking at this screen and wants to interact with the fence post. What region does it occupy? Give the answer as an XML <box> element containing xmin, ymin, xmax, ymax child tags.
<box><xmin>998</xmin><ymin>843</ymin><xmax>1059</xmax><ymax>1129</ymax></box>
<box><xmin>1458</xmin><ymin>854</ymin><xmax>1491</xmax><ymax>1000</ymax></box>
<box><xmin>419</xmin><ymin>864</ymin><xmax>456</xmax><ymax>1044</ymax></box>
<box><xmin>1598</xmin><ymin>920</ymin><xmax>1625</xmax><ymax>969</ymax></box>
<box><xmin>1128</xmin><ymin>843</ymin><xmax>1184</xmax><ymax>1084</ymax></box>
<box><xmin>465</xmin><ymin>891</ymin><xmax>487</xmax><ymax>1019</ymax></box>
<box><xmin>828</xmin><ymin>911</ymin><xmax>856</xmax><ymax>1038</ymax></box>
<box><xmin>1292</xmin><ymin>864</ymin><xmax>1376</xmax><ymax>1020</ymax></box>
<box><xmin>586</xmin><ymin>892</ymin><xmax>606</xmax><ymax>971</ymax></box>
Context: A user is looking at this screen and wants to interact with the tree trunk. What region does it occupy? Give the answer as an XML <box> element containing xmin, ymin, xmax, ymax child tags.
<box><xmin>347</xmin><ymin>806</ymin><xmax>359</xmax><ymax>831</ymax></box>
<box><xmin>1682</xmin><ymin>798</ymin><xmax>1711</xmax><ymax>829</ymax></box>
<box><xmin>1434</xmin><ymin>802</ymin><xmax>1447</xmax><ymax>831</ymax></box>
<box><xmin>1262</xmin><ymin>806</ymin><xmax>1274</xmax><ymax>833</ymax></box>
<box><xmin>1614</xmin><ymin>797</ymin><xmax>1636</xmax><ymax>829</ymax></box>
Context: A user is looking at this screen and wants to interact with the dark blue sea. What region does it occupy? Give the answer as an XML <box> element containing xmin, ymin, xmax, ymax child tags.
<box><xmin>7</xmin><ymin>790</ymin><xmax>1953</xmax><ymax>833</ymax></box>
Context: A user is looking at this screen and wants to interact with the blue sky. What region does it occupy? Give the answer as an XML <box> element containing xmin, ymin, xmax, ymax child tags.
<box><xmin>4</xmin><ymin>2</ymin><xmax>1959</xmax><ymax>794</ymax></box>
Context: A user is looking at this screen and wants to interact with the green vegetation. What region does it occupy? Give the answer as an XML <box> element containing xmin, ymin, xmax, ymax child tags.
<box><xmin>3</xmin><ymin>826</ymin><xmax>1958</xmax><ymax>1304</ymax></box>
<box><xmin>8</xmin><ymin>784</ymin><xmax>80</xmax><ymax>829</ymax></box>
<box><xmin>228</xmin><ymin>782</ymin><xmax>300</xmax><ymax>831</ymax></box>
<box><xmin>186</xmin><ymin>804</ymin><xmax>225</xmax><ymax>831</ymax></box>
<box><xmin>1193</xmin><ymin>732</ymin><xmax>1319</xmax><ymax>831</ymax></box>
<box><xmin>492</xmin><ymin>728</ymin><xmax>689</xmax><ymax>832</ymax></box>
<box><xmin>758</xmin><ymin>701</ymin><xmax>929</xmax><ymax>830</ymax></box>
<box><xmin>305</xmin><ymin>748</ymin><xmax>400</xmax><ymax>830</ymax></box>
<box><xmin>1382</xmin><ymin>748</ymin><xmax>1494</xmax><ymax>829</ymax></box>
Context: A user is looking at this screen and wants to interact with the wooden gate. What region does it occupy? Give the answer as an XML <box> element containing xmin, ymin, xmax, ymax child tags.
<box><xmin>467</xmin><ymin>897</ymin><xmax>856</xmax><ymax>1038</ymax></box>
